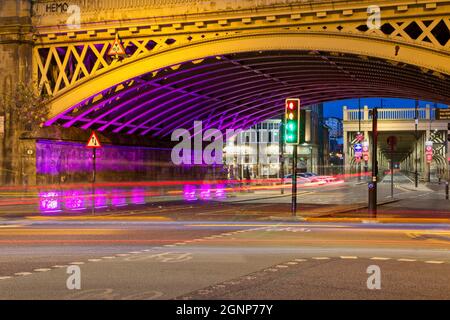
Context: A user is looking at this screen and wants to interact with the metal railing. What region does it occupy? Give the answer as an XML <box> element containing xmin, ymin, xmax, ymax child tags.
<box><xmin>345</xmin><ymin>107</ymin><xmax>436</xmax><ymax>121</ymax></box>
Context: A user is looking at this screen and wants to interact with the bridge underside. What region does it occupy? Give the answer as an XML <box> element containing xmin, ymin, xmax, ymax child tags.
<box><xmin>378</xmin><ymin>132</ymin><xmax>418</xmax><ymax>163</ymax></box>
<box><xmin>46</xmin><ymin>50</ymin><xmax>450</xmax><ymax>137</ymax></box>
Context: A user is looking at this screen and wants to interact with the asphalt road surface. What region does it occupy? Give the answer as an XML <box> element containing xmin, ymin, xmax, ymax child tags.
<box><xmin>0</xmin><ymin>218</ymin><xmax>449</xmax><ymax>300</ymax></box>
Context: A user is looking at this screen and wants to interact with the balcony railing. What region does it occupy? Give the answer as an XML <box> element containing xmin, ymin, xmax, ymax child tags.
<box><xmin>344</xmin><ymin>106</ymin><xmax>436</xmax><ymax>121</ymax></box>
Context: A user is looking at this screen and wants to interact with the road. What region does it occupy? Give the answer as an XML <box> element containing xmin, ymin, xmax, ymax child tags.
<box><xmin>0</xmin><ymin>217</ymin><xmax>449</xmax><ymax>300</ymax></box>
<box><xmin>0</xmin><ymin>178</ymin><xmax>448</xmax><ymax>300</ymax></box>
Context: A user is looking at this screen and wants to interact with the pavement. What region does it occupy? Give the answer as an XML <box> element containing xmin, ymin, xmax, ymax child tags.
<box><xmin>1</xmin><ymin>177</ymin><xmax>449</xmax><ymax>224</ymax></box>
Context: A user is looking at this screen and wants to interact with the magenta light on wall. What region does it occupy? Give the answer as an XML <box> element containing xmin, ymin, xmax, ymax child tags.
<box><xmin>111</xmin><ymin>189</ymin><xmax>127</xmax><ymax>206</ymax></box>
<box><xmin>64</xmin><ymin>190</ymin><xmax>86</xmax><ymax>210</ymax></box>
<box><xmin>200</xmin><ymin>184</ymin><xmax>211</xmax><ymax>200</ymax></box>
<box><xmin>183</xmin><ymin>185</ymin><xmax>197</xmax><ymax>201</ymax></box>
<box><xmin>131</xmin><ymin>188</ymin><xmax>146</xmax><ymax>205</ymax></box>
<box><xmin>36</xmin><ymin>140</ymin><xmax>170</xmax><ymax>175</ymax></box>
<box><xmin>94</xmin><ymin>189</ymin><xmax>108</xmax><ymax>208</ymax></box>
<box><xmin>40</xmin><ymin>191</ymin><xmax>61</xmax><ymax>212</ymax></box>
<box><xmin>215</xmin><ymin>184</ymin><xmax>226</xmax><ymax>200</ymax></box>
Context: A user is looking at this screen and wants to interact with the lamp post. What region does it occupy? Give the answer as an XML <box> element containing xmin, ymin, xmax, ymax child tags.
<box><xmin>368</xmin><ymin>108</ymin><xmax>378</xmax><ymax>218</ymax></box>
<box><xmin>279</xmin><ymin>121</ymin><xmax>285</xmax><ymax>194</ymax></box>
<box><xmin>358</xmin><ymin>99</ymin><xmax>362</xmax><ymax>182</ymax></box>
<box><xmin>415</xmin><ymin>100</ymin><xmax>419</xmax><ymax>188</ymax></box>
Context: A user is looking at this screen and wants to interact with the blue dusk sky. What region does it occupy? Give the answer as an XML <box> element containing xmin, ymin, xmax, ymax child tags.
<box><xmin>324</xmin><ymin>98</ymin><xmax>448</xmax><ymax>119</ymax></box>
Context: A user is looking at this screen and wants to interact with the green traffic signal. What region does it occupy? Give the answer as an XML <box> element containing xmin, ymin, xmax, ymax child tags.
<box><xmin>287</xmin><ymin>121</ymin><xmax>296</xmax><ymax>131</ymax></box>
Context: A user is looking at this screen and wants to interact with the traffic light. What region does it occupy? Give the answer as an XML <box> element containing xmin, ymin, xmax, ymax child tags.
<box><xmin>284</xmin><ymin>98</ymin><xmax>304</xmax><ymax>145</ymax></box>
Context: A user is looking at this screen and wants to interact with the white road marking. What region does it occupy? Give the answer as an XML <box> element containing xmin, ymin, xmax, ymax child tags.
<box><xmin>397</xmin><ymin>258</ymin><xmax>417</xmax><ymax>262</ymax></box>
<box><xmin>15</xmin><ymin>272</ymin><xmax>32</xmax><ymax>276</ymax></box>
<box><xmin>340</xmin><ymin>256</ymin><xmax>358</xmax><ymax>259</ymax></box>
<box><xmin>101</xmin><ymin>256</ymin><xmax>115</xmax><ymax>259</ymax></box>
<box><xmin>69</xmin><ymin>262</ymin><xmax>85</xmax><ymax>265</ymax></box>
<box><xmin>425</xmin><ymin>260</ymin><xmax>444</xmax><ymax>264</ymax></box>
<box><xmin>0</xmin><ymin>276</ymin><xmax>12</xmax><ymax>280</ymax></box>
<box><xmin>286</xmin><ymin>262</ymin><xmax>298</xmax><ymax>265</ymax></box>
<box><xmin>265</xmin><ymin>268</ymin><xmax>278</xmax><ymax>272</ymax></box>
<box><xmin>294</xmin><ymin>259</ymin><xmax>307</xmax><ymax>262</ymax></box>
<box><xmin>116</xmin><ymin>253</ymin><xmax>130</xmax><ymax>257</ymax></box>
<box><xmin>34</xmin><ymin>268</ymin><xmax>51</xmax><ymax>272</ymax></box>
<box><xmin>88</xmin><ymin>259</ymin><xmax>102</xmax><ymax>262</ymax></box>
<box><xmin>52</xmin><ymin>265</ymin><xmax>67</xmax><ymax>268</ymax></box>
<box><xmin>312</xmin><ymin>257</ymin><xmax>330</xmax><ymax>260</ymax></box>
<box><xmin>371</xmin><ymin>257</ymin><xmax>390</xmax><ymax>261</ymax></box>
<box><xmin>129</xmin><ymin>251</ymin><xmax>141</xmax><ymax>254</ymax></box>
<box><xmin>276</xmin><ymin>265</ymin><xmax>288</xmax><ymax>268</ymax></box>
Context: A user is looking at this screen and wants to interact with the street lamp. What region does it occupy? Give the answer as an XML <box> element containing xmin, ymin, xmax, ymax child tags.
<box><xmin>415</xmin><ymin>100</ymin><xmax>419</xmax><ymax>188</ymax></box>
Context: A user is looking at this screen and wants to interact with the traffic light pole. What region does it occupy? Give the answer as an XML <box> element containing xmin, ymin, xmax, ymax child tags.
<box><xmin>292</xmin><ymin>145</ymin><xmax>298</xmax><ymax>216</ymax></box>
<box><xmin>391</xmin><ymin>146</ymin><xmax>394</xmax><ymax>198</ymax></box>
<box><xmin>92</xmin><ymin>148</ymin><xmax>96</xmax><ymax>216</ymax></box>
<box><xmin>358</xmin><ymin>99</ymin><xmax>361</xmax><ymax>182</ymax></box>
<box><xmin>280</xmin><ymin>122</ymin><xmax>285</xmax><ymax>195</ymax></box>
<box><xmin>368</xmin><ymin>108</ymin><xmax>378</xmax><ymax>218</ymax></box>
<box><xmin>415</xmin><ymin>102</ymin><xmax>419</xmax><ymax>188</ymax></box>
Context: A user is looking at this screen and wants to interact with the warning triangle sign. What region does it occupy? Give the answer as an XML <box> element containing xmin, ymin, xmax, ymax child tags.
<box><xmin>87</xmin><ymin>131</ymin><xmax>102</xmax><ymax>148</ymax></box>
<box><xmin>107</xmin><ymin>36</ymin><xmax>126</xmax><ymax>56</ymax></box>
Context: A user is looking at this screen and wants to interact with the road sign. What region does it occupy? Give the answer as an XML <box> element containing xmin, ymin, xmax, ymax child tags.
<box><xmin>436</xmin><ymin>109</ymin><xmax>450</xmax><ymax>120</ymax></box>
<box><xmin>362</xmin><ymin>142</ymin><xmax>369</xmax><ymax>153</ymax></box>
<box><xmin>356</xmin><ymin>133</ymin><xmax>364</xmax><ymax>142</ymax></box>
<box><xmin>107</xmin><ymin>35</ymin><xmax>126</xmax><ymax>56</ymax></box>
<box><xmin>362</xmin><ymin>141</ymin><xmax>369</xmax><ymax>162</ymax></box>
<box><xmin>354</xmin><ymin>143</ymin><xmax>362</xmax><ymax>158</ymax></box>
<box><xmin>87</xmin><ymin>131</ymin><xmax>102</xmax><ymax>148</ymax></box>
<box><xmin>425</xmin><ymin>141</ymin><xmax>433</xmax><ymax>163</ymax></box>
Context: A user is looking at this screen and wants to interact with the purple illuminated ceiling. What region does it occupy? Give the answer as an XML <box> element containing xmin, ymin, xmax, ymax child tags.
<box><xmin>47</xmin><ymin>51</ymin><xmax>450</xmax><ymax>136</ymax></box>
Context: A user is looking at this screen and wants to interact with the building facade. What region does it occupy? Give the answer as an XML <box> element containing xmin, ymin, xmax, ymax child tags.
<box><xmin>224</xmin><ymin>104</ymin><xmax>329</xmax><ymax>179</ymax></box>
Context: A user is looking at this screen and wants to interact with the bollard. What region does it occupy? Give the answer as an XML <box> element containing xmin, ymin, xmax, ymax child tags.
<box><xmin>445</xmin><ymin>181</ymin><xmax>449</xmax><ymax>200</ymax></box>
